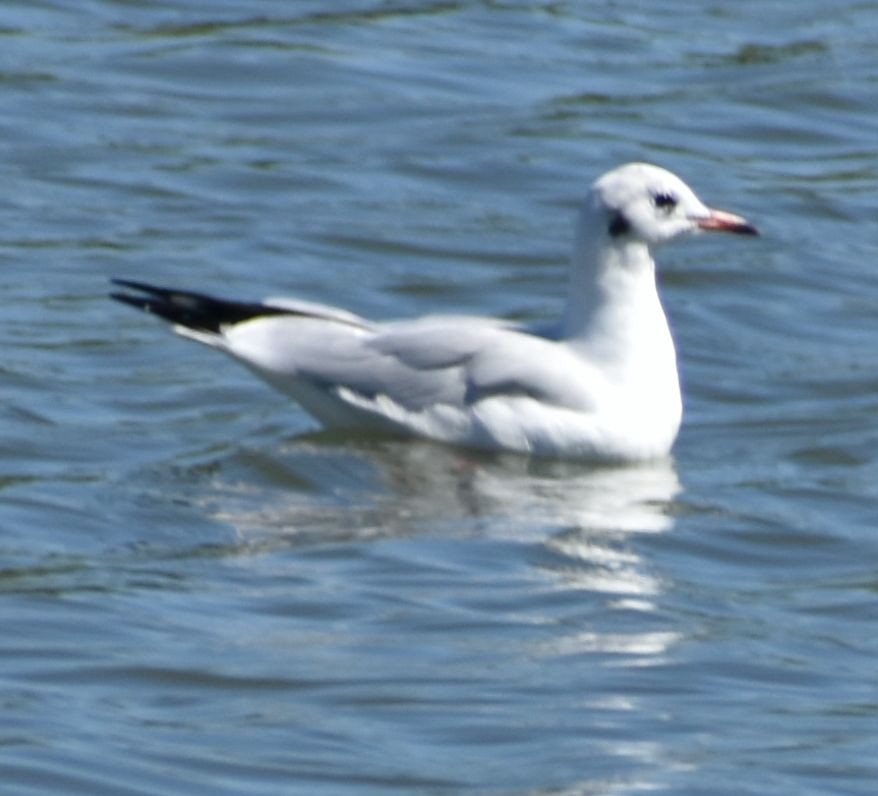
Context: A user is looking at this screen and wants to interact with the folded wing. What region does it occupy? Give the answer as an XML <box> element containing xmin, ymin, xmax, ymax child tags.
<box><xmin>111</xmin><ymin>280</ymin><xmax>601</xmax><ymax>437</ymax></box>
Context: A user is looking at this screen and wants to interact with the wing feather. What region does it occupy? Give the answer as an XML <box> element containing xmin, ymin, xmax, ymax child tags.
<box><xmin>223</xmin><ymin>314</ymin><xmax>599</xmax><ymax>421</ymax></box>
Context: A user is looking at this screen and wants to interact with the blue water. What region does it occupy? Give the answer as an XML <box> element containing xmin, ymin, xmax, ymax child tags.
<box><xmin>2</xmin><ymin>2</ymin><xmax>878</xmax><ymax>793</ymax></box>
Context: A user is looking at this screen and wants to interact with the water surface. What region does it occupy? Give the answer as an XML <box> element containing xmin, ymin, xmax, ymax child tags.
<box><xmin>2</xmin><ymin>2</ymin><xmax>878</xmax><ymax>794</ymax></box>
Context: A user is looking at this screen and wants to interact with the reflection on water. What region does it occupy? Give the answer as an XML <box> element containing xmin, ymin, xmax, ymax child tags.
<box><xmin>193</xmin><ymin>438</ymin><xmax>686</xmax><ymax>788</ymax></box>
<box><xmin>205</xmin><ymin>437</ymin><xmax>682</xmax><ymax>653</ymax></box>
<box><xmin>209</xmin><ymin>437</ymin><xmax>681</xmax><ymax>538</ymax></box>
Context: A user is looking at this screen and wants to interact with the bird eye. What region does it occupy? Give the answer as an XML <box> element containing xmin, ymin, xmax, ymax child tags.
<box><xmin>653</xmin><ymin>192</ymin><xmax>678</xmax><ymax>211</ymax></box>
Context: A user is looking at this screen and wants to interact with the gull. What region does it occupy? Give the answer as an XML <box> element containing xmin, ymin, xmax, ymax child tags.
<box><xmin>112</xmin><ymin>162</ymin><xmax>757</xmax><ymax>462</ymax></box>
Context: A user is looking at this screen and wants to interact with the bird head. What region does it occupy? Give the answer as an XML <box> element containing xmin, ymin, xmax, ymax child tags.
<box><xmin>586</xmin><ymin>162</ymin><xmax>758</xmax><ymax>249</ymax></box>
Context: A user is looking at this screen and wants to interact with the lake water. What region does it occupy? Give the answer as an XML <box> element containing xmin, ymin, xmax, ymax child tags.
<box><xmin>2</xmin><ymin>1</ymin><xmax>878</xmax><ymax>793</ymax></box>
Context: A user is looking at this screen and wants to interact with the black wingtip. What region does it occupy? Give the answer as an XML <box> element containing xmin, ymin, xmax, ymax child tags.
<box><xmin>110</xmin><ymin>278</ymin><xmax>171</xmax><ymax>298</ymax></box>
<box><xmin>110</xmin><ymin>278</ymin><xmax>290</xmax><ymax>333</ymax></box>
<box><xmin>110</xmin><ymin>281</ymin><xmax>202</xmax><ymax>328</ymax></box>
<box><xmin>109</xmin><ymin>290</ymin><xmax>149</xmax><ymax>311</ymax></box>
<box><xmin>110</xmin><ymin>278</ymin><xmax>217</xmax><ymax>330</ymax></box>
<box><xmin>109</xmin><ymin>278</ymin><xmax>176</xmax><ymax>306</ymax></box>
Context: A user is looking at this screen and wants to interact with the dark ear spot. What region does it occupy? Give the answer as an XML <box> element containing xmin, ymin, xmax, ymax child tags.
<box><xmin>608</xmin><ymin>212</ymin><xmax>631</xmax><ymax>237</ymax></box>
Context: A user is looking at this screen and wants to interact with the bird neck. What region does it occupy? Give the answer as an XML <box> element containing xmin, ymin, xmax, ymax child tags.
<box><xmin>561</xmin><ymin>236</ymin><xmax>677</xmax><ymax>378</ymax></box>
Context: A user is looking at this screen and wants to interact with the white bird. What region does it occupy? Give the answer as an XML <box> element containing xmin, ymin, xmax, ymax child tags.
<box><xmin>112</xmin><ymin>162</ymin><xmax>757</xmax><ymax>462</ymax></box>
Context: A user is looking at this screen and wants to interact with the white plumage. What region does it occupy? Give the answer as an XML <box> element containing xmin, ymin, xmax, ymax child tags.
<box><xmin>113</xmin><ymin>162</ymin><xmax>757</xmax><ymax>461</ymax></box>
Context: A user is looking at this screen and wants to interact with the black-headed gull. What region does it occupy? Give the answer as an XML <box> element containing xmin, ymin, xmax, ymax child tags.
<box><xmin>112</xmin><ymin>163</ymin><xmax>757</xmax><ymax>461</ymax></box>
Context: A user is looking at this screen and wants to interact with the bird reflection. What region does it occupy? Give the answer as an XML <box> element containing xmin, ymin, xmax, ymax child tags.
<box><xmin>206</xmin><ymin>435</ymin><xmax>681</xmax><ymax>564</ymax></box>
<box><xmin>200</xmin><ymin>437</ymin><xmax>684</xmax><ymax>784</ymax></box>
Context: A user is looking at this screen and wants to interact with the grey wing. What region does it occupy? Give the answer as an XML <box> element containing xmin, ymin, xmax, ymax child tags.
<box><xmin>262</xmin><ymin>296</ymin><xmax>370</xmax><ymax>328</ymax></box>
<box><xmin>223</xmin><ymin>314</ymin><xmax>597</xmax><ymax>417</ymax></box>
<box><xmin>368</xmin><ymin>317</ymin><xmax>597</xmax><ymax>411</ymax></box>
<box><xmin>329</xmin><ymin>317</ymin><xmax>509</xmax><ymax>409</ymax></box>
<box><xmin>222</xmin><ymin>315</ymin><xmax>476</xmax><ymax>410</ymax></box>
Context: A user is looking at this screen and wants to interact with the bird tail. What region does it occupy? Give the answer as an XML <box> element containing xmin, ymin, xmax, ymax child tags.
<box><xmin>110</xmin><ymin>278</ymin><xmax>288</xmax><ymax>336</ymax></box>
